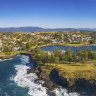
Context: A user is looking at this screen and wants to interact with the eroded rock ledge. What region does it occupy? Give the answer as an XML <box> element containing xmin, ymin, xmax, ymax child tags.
<box><xmin>28</xmin><ymin>62</ymin><xmax>96</xmax><ymax>96</ymax></box>
<box><xmin>1</xmin><ymin>53</ymin><xmax>96</xmax><ymax>96</ymax></box>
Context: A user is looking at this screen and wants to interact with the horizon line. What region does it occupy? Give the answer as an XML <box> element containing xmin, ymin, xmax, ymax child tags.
<box><xmin>0</xmin><ymin>26</ymin><xmax>96</xmax><ymax>29</ymax></box>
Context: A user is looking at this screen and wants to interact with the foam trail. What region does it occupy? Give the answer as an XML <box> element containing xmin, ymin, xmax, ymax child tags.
<box><xmin>13</xmin><ymin>55</ymin><xmax>79</xmax><ymax>96</ymax></box>
<box><xmin>54</xmin><ymin>88</ymin><xmax>80</xmax><ymax>96</ymax></box>
<box><xmin>14</xmin><ymin>55</ymin><xmax>48</xmax><ymax>96</ymax></box>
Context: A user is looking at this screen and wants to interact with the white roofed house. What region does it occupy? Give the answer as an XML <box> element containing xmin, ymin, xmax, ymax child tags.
<box><xmin>22</xmin><ymin>42</ymin><xmax>27</xmax><ymax>45</ymax></box>
<box><xmin>14</xmin><ymin>47</ymin><xmax>20</xmax><ymax>51</ymax></box>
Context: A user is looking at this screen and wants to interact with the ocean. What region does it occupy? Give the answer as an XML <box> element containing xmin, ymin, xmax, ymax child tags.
<box><xmin>0</xmin><ymin>55</ymin><xmax>79</xmax><ymax>96</ymax></box>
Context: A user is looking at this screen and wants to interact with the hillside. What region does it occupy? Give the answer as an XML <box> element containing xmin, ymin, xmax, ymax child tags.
<box><xmin>0</xmin><ymin>27</ymin><xmax>96</xmax><ymax>32</ymax></box>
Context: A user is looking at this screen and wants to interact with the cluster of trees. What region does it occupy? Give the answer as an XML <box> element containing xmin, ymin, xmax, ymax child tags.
<box><xmin>2</xmin><ymin>45</ymin><xmax>13</xmax><ymax>52</ymax></box>
<box><xmin>33</xmin><ymin>47</ymin><xmax>96</xmax><ymax>64</ymax></box>
<box><xmin>65</xmin><ymin>48</ymin><xmax>96</xmax><ymax>63</ymax></box>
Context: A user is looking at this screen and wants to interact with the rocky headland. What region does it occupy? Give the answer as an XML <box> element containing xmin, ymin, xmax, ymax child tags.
<box><xmin>1</xmin><ymin>53</ymin><xmax>96</xmax><ymax>96</ymax></box>
<box><xmin>28</xmin><ymin>55</ymin><xmax>96</xmax><ymax>96</ymax></box>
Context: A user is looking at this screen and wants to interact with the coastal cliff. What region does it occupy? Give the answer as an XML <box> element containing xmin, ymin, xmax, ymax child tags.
<box><xmin>1</xmin><ymin>53</ymin><xmax>96</xmax><ymax>96</ymax></box>
<box><xmin>28</xmin><ymin>56</ymin><xmax>96</xmax><ymax>96</ymax></box>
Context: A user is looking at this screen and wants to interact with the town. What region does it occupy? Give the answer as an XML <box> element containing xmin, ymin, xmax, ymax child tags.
<box><xmin>0</xmin><ymin>31</ymin><xmax>96</xmax><ymax>55</ymax></box>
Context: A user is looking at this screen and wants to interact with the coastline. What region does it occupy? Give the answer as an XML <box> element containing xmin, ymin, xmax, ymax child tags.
<box><xmin>0</xmin><ymin>53</ymin><xmax>19</xmax><ymax>59</ymax></box>
<box><xmin>1</xmin><ymin>52</ymin><xmax>96</xmax><ymax>95</ymax></box>
<box><xmin>0</xmin><ymin>43</ymin><xmax>96</xmax><ymax>60</ymax></box>
<box><xmin>28</xmin><ymin>54</ymin><xmax>96</xmax><ymax>96</ymax></box>
<box><xmin>1</xmin><ymin>44</ymin><xmax>96</xmax><ymax>95</ymax></box>
<box><xmin>20</xmin><ymin>53</ymin><xmax>58</xmax><ymax>96</ymax></box>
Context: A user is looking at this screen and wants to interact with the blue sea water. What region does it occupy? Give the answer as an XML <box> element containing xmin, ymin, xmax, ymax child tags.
<box><xmin>0</xmin><ymin>55</ymin><xmax>29</xmax><ymax>96</ymax></box>
<box><xmin>0</xmin><ymin>55</ymin><xmax>48</xmax><ymax>96</ymax></box>
<box><xmin>0</xmin><ymin>55</ymin><xmax>79</xmax><ymax>96</ymax></box>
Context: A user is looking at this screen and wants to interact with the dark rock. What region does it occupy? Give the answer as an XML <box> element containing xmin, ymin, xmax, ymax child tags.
<box><xmin>43</xmin><ymin>81</ymin><xmax>54</xmax><ymax>89</ymax></box>
<box><xmin>38</xmin><ymin>70</ymin><xmax>50</xmax><ymax>81</ymax></box>
<box><xmin>68</xmin><ymin>78</ymin><xmax>96</xmax><ymax>96</ymax></box>
<box><xmin>28</xmin><ymin>54</ymin><xmax>96</xmax><ymax>96</ymax></box>
<box><xmin>49</xmin><ymin>69</ymin><xmax>68</xmax><ymax>88</ymax></box>
<box><xmin>48</xmin><ymin>92</ymin><xmax>56</xmax><ymax>96</ymax></box>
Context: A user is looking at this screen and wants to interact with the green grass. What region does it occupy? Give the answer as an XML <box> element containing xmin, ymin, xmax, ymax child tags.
<box><xmin>59</xmin><ymin>43</ymin><xmax>85</xmax><ymax>46</ymax></box>
<box><xmin>0</xmin><ymin>52</ymin><xmax>16</xmax><ymax>56</ymax></box>
<box><xmin>41</xmin><ymin>61</ymin><xmax>96</xmax><ymax>79</ymax></box>
<box><xmin>45</xmin><ymin>63</ymin><xmax>96</xmax><ymax>72</ymax></box>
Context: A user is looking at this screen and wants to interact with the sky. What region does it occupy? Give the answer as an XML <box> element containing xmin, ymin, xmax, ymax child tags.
<box><xmin>0</xmin><ymin>0</ymin><xmax>96</xmax><ymax>28</ymax></box>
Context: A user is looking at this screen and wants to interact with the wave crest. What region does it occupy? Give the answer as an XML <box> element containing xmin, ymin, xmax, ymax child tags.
<box><xmin>14</xmin><ymin>55</ymin><xmax>48</xmax><ymax>96</ymax></box>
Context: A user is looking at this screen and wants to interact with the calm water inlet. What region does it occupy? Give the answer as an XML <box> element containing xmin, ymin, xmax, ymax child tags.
<box><xmin>41</xmin><ymin>45</ymin><xmax>96</xmax><ymax>53</ymax></box>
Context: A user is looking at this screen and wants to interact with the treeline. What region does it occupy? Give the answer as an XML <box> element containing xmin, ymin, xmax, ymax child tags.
<box><xmin>32</xmin><ymin>47</ymin><xmax>96</xmax><ymax>64</ymax></box>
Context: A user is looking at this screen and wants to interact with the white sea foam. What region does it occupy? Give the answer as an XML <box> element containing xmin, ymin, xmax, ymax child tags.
<box><xmin>12</xmin><ymin>55</ymin><xmax>79</xmax><ymax>96</ymax></box>
<box><xmin>54</xmin><ymin>88</ymin><xmax>80</xmax><ymax>96</ymax></box>
<box><xmin>13</xmin><ymin>55</ymin><xmax>48</xmax><ymax>96</ymax></box>
<box><xmin>0</xmin><ymin>57</ymin><xmax>13</xmax><ymax>62</ymax></box>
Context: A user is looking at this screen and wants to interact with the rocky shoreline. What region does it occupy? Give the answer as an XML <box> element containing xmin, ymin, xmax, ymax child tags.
<box><xmin>0</xmin><ymin>53</ymin><xmax>19</xmax><ymax>59</ymax></box>
<box><xmin>28</xmin><ymin>55</ymin><xmax>96</xmax><ymax>96</ymax></box>
<box><xmin>1</xmin><ymin>53</ymin><xmax>96</xmax><ymax>96</ymax></box>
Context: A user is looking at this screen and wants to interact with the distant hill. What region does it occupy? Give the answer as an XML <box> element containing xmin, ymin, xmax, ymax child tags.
<box><xmin>77</xmin><ymin>28</ymin><xmax>96</xmax><ymax>31</ymax></box>
<box><xmin>0</xmin><ymin>27</ymin><xmax>44</xmax><ymax>32</ymax></box>
<box><xmin>0</xmin><ymin>27</ymin><xmax>96</xmax><ymax>32</ymax></box>
<box><xmin>46</xmin><ymin>28</ymin><xmax>76</xmax><ymax>31</ymax></box>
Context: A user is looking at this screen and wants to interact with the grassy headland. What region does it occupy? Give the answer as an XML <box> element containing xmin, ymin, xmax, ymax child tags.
<box><xmin>0</xmin><ymin>31</ymin><xmax>96</xmax><ymax>80</ymax></box>
<box><xmin>31</xmin><ymin>47</ymin><xmax>96</xmax><ymax>81</ymax></box>
<box><xmin>1</xmin><ymin>31</ymin><xmax>96</xmax><ymax>95</ymax></box>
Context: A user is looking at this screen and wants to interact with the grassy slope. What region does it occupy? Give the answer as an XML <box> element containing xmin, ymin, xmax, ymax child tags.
<box><xmin>1</xmin><ymin>50</ymin><xmax>96</xmax><ymax>80</ymax></box>
<box><xmin>0</xmin><ymin>51</ymin><xmax>28</xmax><ymax>57</ymax></box>
<box><xmin>40</xmin><ymin>60</ymin><xmax>96</xmax><ymax>80</ymax></box>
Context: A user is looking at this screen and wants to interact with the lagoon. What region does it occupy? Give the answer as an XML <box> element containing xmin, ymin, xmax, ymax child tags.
<box><xmin>41</xmin><ymin>45</ymin><xmax>96</xmax><ymax>53</ymax></box>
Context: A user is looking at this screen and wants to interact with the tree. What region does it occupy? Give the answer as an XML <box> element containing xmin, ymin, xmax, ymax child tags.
<box><xmin>77</xmin><ymin>48</ymin><xmax>82</xmax><ymax>62</ymax></box>
<box><xmin>34</xmin><ymin>46</ymin><xmax>41</xmax><ymax>54</ymax></box>
<box><xmin>65</xmin><ymin>48</ymin><xmax>73</xmax><ymax>62</ymax></box>
<box><xmin>55</xmin><ymin>57</ymin><xmax>60</xmax><ymax>64</ymax></box>
<box><xmin>26</xmin><ymin>42</ymin><xmax>32</xmax><ymax>49</ymax></box>
<box><xmin>3</xmin><ymin>45</ymin><xmax>13</xmax><ymax>52</ymax></box>
<box><xmin>54</xmin><ymin>48</ymin><xmax>61</xmax><ymax>57</ymax></box>
<box><xmin>83</xmin><ymin>48</ymin><xmax>88</xmax><ymax>60</ymax></box>
<box><xmin>50</xmin><ymin>54</ymin><xmax>55</xmax><ymax>63</ymax></box>
<box><xmin>81</xmin><ymin>57</ymin><xmax>85</xmax><ymax>64</ymax></box>
<box><xmin>87</xmin><ymin>48</ymin><xmax>94</xmax><ymax>59</ymax></box>
<box><xmin>73</xmin><ymin>55</ymin><xmax>77</xmax><ymax>62</ymax></box>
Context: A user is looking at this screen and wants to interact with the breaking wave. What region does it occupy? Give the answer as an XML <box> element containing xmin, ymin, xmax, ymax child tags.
<box><xmin>13</xmin><ymin>55</ymin><xmax>48</xmax><ymax>96</ymax></box>
<box><xmin>12</xmin><ymin>55</ymin><xmax>79</xmax><ymax>96</ymax></box>
<box><xmin>54</xmin><ymin>88</ymin><xmax>80</xmax><ymax>96</ymax></box>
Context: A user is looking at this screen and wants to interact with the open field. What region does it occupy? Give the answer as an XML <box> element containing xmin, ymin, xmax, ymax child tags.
<box><xmin>40</xmin><ymin>60</ymin><xmax>96</xmax><ymax>79</ymax></box>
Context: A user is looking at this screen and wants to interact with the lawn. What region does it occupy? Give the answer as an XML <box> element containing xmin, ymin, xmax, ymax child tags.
<box><xmin>42</xmin><ymin>61</ymin><xmax>96</xmax><ymax>79</ymax></box>
<box><xmin>45</xmin><ymin>63</ymin><xmax>96</xmax><ymax>72</ymax></box>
